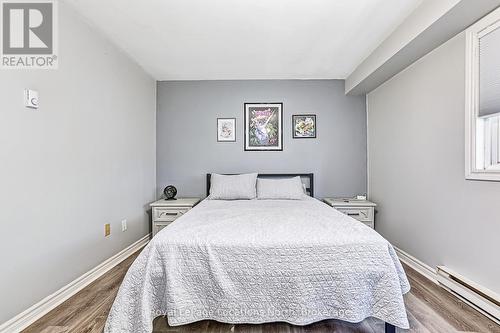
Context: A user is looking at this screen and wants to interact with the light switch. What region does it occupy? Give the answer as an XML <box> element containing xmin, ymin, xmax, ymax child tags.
<box><xmin>24</xmin><ymin>89</ymin><xmax>39</xmax><ymax>109</ymax></box>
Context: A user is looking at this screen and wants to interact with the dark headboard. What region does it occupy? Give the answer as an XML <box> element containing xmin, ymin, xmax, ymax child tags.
<box><xmin>206</xmin><ymin>173</ymin><xmax>314</xmax><ymax>197</ymax></box>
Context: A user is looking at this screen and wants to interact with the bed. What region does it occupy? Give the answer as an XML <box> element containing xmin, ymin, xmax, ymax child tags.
<box><xmin>104</xmin><ymin>173</ymin><xmax>409</xmax><ymax>333</ymax></box>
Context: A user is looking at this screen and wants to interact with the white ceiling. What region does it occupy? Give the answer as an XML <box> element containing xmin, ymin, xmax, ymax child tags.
<box><xmin>65</xmin><ymin>0</ymin><xmax>422</xmax><ymax>80</ymax></box>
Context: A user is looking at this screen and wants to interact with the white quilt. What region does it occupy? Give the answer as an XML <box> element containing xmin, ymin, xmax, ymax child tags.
<box><xmin>104</xmin><ymin>197</ymin><xmax>410</xmax><ymax>332</ymax></box>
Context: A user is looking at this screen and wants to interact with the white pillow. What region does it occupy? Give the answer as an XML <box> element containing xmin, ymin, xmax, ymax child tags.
<box><xmin>256</xmin><ymin>176</ymin><xmax>305</xmax><ymax>200</ymax></box>
<box><xmin>209</xmin><ymin>173</ymin><xmax>257</xmax><ymax>200</ymax></box>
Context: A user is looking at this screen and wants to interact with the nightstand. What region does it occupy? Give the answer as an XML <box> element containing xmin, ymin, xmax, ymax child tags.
<box><xmin>323</xmin><ymin>198</ymin><xmax>377</xmax><ymax>229</ymax></box>
<box><xmin>150</xmin><ymin>197</ymin><xmax>201</xmax><ymax>237</ymax></box>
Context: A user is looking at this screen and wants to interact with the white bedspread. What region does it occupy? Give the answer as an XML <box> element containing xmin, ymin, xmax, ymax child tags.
<box><xmin>105</xmin><ymin>197</ymin><xmax>410</xmax><ymax>332</ymax></box>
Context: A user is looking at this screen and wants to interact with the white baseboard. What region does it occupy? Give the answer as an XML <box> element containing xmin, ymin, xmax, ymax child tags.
<box><xmin>394</xmin><ymin>246</ymin><xmax>499</xmax><ymax>324</ymax></box>
<box><xmin>0</xmin><ymin>234</ymin><xmax>150</xmax><ymax>333</ymax></box>
<box><xmin>393</xmin><ymin>246</ymin><xmax>438</xmax><ymax>284</ymax></box>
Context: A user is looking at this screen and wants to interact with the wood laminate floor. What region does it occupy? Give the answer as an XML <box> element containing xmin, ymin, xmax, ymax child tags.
<box><xmin>23</xmin><ymin>249</ymin><xmax>500</xmax><ymax>333</ymax></box>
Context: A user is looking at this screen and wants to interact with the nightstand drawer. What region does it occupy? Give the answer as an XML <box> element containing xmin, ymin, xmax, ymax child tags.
<box><xmin>153</xmin><ymin>207</ymin><xmax>188</xmax><ymax>222</ymax></box>
<box><xmin>361</xmin><ymin>221</ymin><xmax>375</xmax><ymax>229</ymax></box>
<box><xmin>154</xmin><ymin>222</ymin><xmax>171</xmax><ymax>235</ymax></box>
<box><xmin>323</xmin><ymin>198</ymin><xmax>376</xmax><ymax>230</ymax></box>
<box><xmin>336</xmin><ymin>207</ymin><xmax>373</xmax><ymax>222</ymax></box>
<box><xmin>150</xmin><ymin>198</ymin><xmax>201</xmax><ymax>238</ymax></box>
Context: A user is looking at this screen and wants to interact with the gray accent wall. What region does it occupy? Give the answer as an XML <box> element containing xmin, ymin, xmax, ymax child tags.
<box><xmin>0</xmin><ymin>2</ymin><xmax>156</xmax><ymax>323</ymax></box>
<box><xmin>367</xmin><ymin>32</ymin><xmax>500</xmax><ymax>294</ymax></box>
<box><xmin>157</xmin><ymin>80</ymin><xmax>366</xmax><ymax>198</ymax></box>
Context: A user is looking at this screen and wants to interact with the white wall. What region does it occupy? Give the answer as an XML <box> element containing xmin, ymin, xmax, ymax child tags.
<box><xmin>367</xmin><ymin>32</ymin><xmax>500</xmax><ymax>294</ymax></box>
<box><xmin>0</xmin><ymin>2</ymin><xmax>156</xmax><ymax>323</ymax></box>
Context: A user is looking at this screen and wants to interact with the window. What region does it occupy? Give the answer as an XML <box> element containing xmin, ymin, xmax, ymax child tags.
<box><xmin>465</xmin><ymin>7</ymin><xmax>500</xmax><ymax>181</ymax></box>
<box><xmin>476</xmin><ymin>115</ymin><xmax>500</xmax><ymax>170</ymax></box>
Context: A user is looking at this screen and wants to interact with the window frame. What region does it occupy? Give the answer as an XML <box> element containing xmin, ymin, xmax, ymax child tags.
<box><xmin>465</xmin><ymin>7</ymin><xmax>500</xmax><ymax>181</ymax></box>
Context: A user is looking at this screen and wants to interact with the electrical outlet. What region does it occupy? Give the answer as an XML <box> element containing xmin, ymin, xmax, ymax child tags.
<box><xmin>105</xmin><ymin>223</ymin><xmax>111</xmax><ymax>237</ymax></box>
<box><xmin>121</xmin><ymin>219</ymin><xmax>127</xmax><ymax>232</ymax></box>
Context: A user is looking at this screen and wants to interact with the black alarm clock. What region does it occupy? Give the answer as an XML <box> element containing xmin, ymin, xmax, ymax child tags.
<box><xmin>163</xmin><ymin>185</ymin><xmax>177</xmax><ymax>200</ymax></box>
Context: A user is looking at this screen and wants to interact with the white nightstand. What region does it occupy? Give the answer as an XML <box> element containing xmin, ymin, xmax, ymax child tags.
<box><xmin>323</xmin><ymin>198</ymin><xmax>377</xmax><ymax>229</ymax></box>
<box><xmin>150</xmin><ymin>197</ymin><xmax>201</xmax><ymax>237</ymax></box>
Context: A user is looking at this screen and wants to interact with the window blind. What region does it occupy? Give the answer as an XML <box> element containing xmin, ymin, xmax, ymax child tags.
<box><xmin>479</xmin><ymin>27</ymin><xmax>500</xmax><ymax>118</ymax></box>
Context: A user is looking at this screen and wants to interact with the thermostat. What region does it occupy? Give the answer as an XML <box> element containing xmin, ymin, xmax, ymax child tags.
<box><xmin>24</xmin><ymin>89</ymin><xmax>39</xmax><ymax>109</ymax></box>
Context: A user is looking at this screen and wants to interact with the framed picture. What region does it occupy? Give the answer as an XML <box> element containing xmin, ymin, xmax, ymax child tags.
<box><xmin>217</xmin><ymin>118</ymin><xmax>236</xmax><ymax>142</ymax></box>
<box><xmin>244</xmin><ymin>103</ymin><xmax>283</xmax><ymax>151</ymax></box>
<box><xmin>292</xmin><ymin>114</ymin><xmax>316</xmax><ymax>138</ymax></box>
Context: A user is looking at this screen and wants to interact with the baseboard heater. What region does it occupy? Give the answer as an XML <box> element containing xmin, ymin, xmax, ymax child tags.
<box><xmin>436</xmin><ymin>266</ymin><xmax>500</xmax><ymax>324</ymax></box>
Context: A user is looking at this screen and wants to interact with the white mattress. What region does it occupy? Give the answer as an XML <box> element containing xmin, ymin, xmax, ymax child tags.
<box><xmin>104</xmin><ymin>197</ymin><xmax>410</xmax><ymax>332</ymax></box>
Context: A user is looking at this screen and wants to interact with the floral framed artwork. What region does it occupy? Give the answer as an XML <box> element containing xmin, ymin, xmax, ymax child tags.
<box><xmin>217</xmin><ymin>118</ymin><xmax>236</xmax><ymax>142</ymax></box>
<box><xmin>292</xmin><ymin>114</ymin><xmax>316</xmax><ymax>138</ymax></box>
<box><xmin>244</xmin><ymin>103</ymin><xmax>283</xmax><ymax>151</ymax></box>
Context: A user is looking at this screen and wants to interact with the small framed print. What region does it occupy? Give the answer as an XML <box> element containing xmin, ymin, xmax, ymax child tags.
<box><xmin>244</xmin><ymin>103</ymin><xmax>283</xmax><ymax>151</ymax></box>
<box><xmin>217</xmin><ymin>118</ymin><xmax>236</xmax><ymax>142</ymax></box>
<box><xmin>292</xmin><ymin>114</ymin><xmax>316</xmax><ymax>139</ymax></box>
